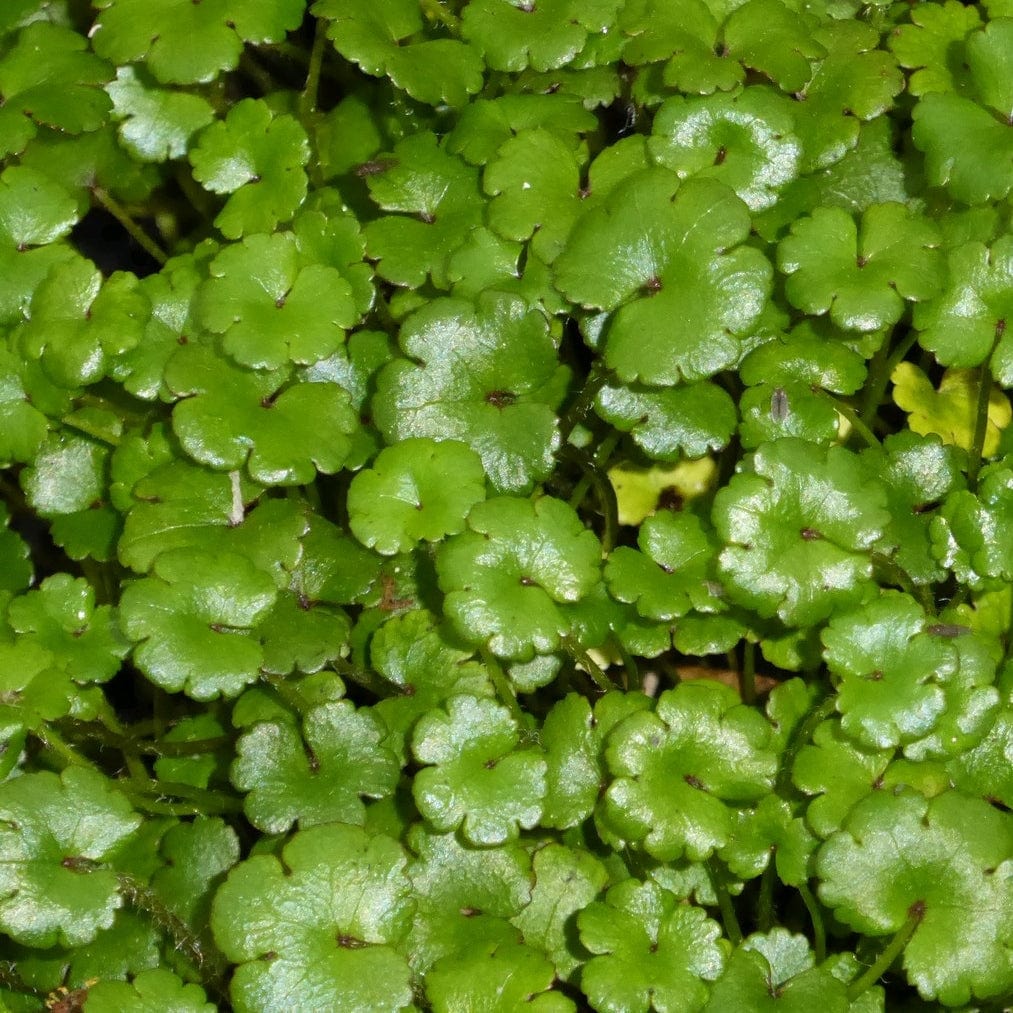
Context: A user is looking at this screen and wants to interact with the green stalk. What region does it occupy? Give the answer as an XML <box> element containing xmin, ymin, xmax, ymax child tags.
<box><xmin>33</xmin><ymin>725</ymin><xmax>101</xmax><ymax>774</ymax></box>
<box><xmin>707</xmin><ymin>858</ymin><xmax>743</xmax><ymax>946</ymax></box>
<box><xmin>121</xmin><ymin>776</ymin><xmax>244</xmax><ymax>814</ymax></box>
<box><xmin>299</xmin><ymin>18</ymin><xmax>327</xmax><ymax>122</ymax></box>
<box><xmin>91</xmin><ymin>187</ymin><xmax>168</xmax><ymax>266</ymax></box>
<box><xmin>560</xmin><ymin>365</ymin><xmax>608</xmax><ymax>441</ymax></box>
<box><xmin>814</xmin><ymin>389</ymin><xmax>880</xmax><ymax>448</ymax></box>
<box><xmin>798</xmin><ymin>881</ymin><xmax>826</xmax><ymax>963</ymax></box>
<box><xmin>967</xmin><ymin>354</ymin><xmax>996</xmax><ymax>491</ymax></box>
<box><xmin>479</xmin><ymin>646</ymin><xmax>526</xmax><ymax>725</ymax></box>
<box><xmin>775</xmin><ymin>695</ymin><xmax>837</xmax><ymax>795</ymax></box>
<box><xmin>420</xmin><ymin>0</ymin><xmax>462</xmax><ymax>31</ymax></box>
<box><xmin>118</xmin><ymin>873</ymin><xmax>228</xmax><ymax>993</ymax></box>
<box><xmin>562</xmin><ymin>637</ymin><xmax>616</xmax><ymax>693</ymax></box>
<box><xmin>564</xmin><ymin>437</ymin><xmax>620</xmax><ymax>552</ymax></box>
<box><xmin>846</xmin><ymin>904</ymin><xmax>924</xmax><ymax>1001</ymax></box>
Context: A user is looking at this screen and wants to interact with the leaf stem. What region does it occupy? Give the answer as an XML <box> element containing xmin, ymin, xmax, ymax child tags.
<box><xmin>775</xmin><ymin>695</ymin><xmax>837</xmax><ymax>795</ymax></box>
<box><xmin>300</xmin><ymin>17</ymin><xmax>327</xmax><ymax>123</ymax></box>
<box><xmin>560</xmin><ymin>365</ymin><xmax>608</xmax><ymax>441</ymax></box>
<box><xmin>707</xmin><ymin>858</ymin><xmax>742</xmax><ymax>946</ymax></box>
<box><xmin>814</xmin><ymin>389</ymin><xmax>880</xmax><ymax>448</ymax></box>
<box><xmin>420</xmin><ymin>0</ymin><xmax>462</xmax><ymax>31</ymax></box>
<box><xmin>91</xmin><ymin>186</ymin><xmax>168</xmax><ymax>266</ymax></box>
<box><xmin>611</xmin><ymin>634</ymin><xmax>637</xmax><ymax>691</ymax></box>
<box><xmin>870</xmin><ymin>552</ymin><xmax>933</xmax><ymax>614</ymax></box>
<box><xmin>564</xmin><ymin>439</ymin><xmax>620</xmax><ymax>553</ymax></box>
<box><xmin>33</xmin><ymin>725</ymin><xmax>102</xmax><ymax>774</ymax></box>
<box><xmin>120</xmin><ymin>775</ymin><xmax>244</xmax><ymax>815</ymax></box>
<box><xmin>118</xmin><ymin>873</ymin><xmax>228</xmax><ymax>992</ymax></box>
<box><xmin>330</xmin><ymin>656</ymin><xmax>397</xmax><ymax>698</ymax></box>
<box><xmin>479</xmin><ymin>645</ymin><xmax>526</xmax><ymax>725</ymax></box>
<box><xmin>798</xmin><ymin>880</ymin><xmax>826</xmax><ymax>963</ymax></box>
<box><xmin>967</xmin><ymin>349</ymin><xmax>999</xmax><ymax>491</ymax></box>
<box><xmin>846</xmin><ymin>903</ymin><xmax>924</xmax><ymax>1001</ymax></box>
<box><xmin>562</xmin><ymin>637</ymin><xmax>615</xmax><ymax>693</ymax></box>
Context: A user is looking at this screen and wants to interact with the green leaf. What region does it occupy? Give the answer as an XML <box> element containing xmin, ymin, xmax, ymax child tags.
<box><xmin>721</xmin><ymin>0</ymin><xmax>825</xmax><ymax>93</ymax></box>
<box><xmin>859</xmin><ymin>431</ymin><xmax>965</xmax><ymax>586</ymax></box>
<box><xmin>791</xmin><ymin>718</ymin><xmax>892</xmax><ymax>838</ymax></box>
<box><xmin>196</xmin><ymin>232</ymin><xmax>358</xmax><ymax>370</ymax></box>
<box><xmin>620</xmin><ymin>0</ymin><xmax>741</xmax><ymax>95</ymax></box>
<box><xmin>948</xmin><ymin>703</ymin><xmax>1013</xmax><ymax>808</ymax></box>
<box><xmin>511</xmin><ymin>843</ymin><xmax>608</xmax><ymax>979</ymax></box>
<box><xmin>0</xmin><ymin>22</ymin><xmax>112</xmax><ymax>158</ymax></box>
<box><xmin>0</xmin><ymin>505</ymin><xmax>30</xmax><ymax>594</ymax></box>
<box><xmin>704</xmin><ymin>929</ymin><xmax>850</xmax><ymax>1012</ymax></box>
<box><xmin>914</xmin><ymin>237</ymin><xmax>1013</xmax><ymax>383</ymax></box>
<box><xmin>889</xmin><ymin>0</ymin><xmax>981</xmax><ymax>98</ymax></box>
<box><xmin>119</xmin><ymin>548</ymin><xmax>277</xmax><ymax>700</ymax></box>
<box><xmin>541</xmin><ymin>691</ymin><xmax>652</xmax><ymax>829</ymax></box>
<box><xmin>373</xmin><ymin>293</ymin><xmax>569</xmax><ymax>494</ymax></box>
<box><xmin>606</xmin><ymin>511</ymin><xmax>724</xmax><ymax>623</ymax></box>
<box><xmin>822</xmin><ymin>592</ymin><xmax>957</xmax><ymax>750</ymax></box>
<box><xmin>406</xmin><ymin>823</ymin><xmax>532</xmax><ymax>973</ymax></box>
<box><xmin>211</xmin><ymin>823</ymin><xmax>414</xmax><ymax>1012</ymax></box>
<box><xmin>817</xmin><ymin>788</ymin><xmax>1013</xmax><ymax>1006</ymax></box>
<box><xmin>17</xmin><ymin>258</ymin><xmax>149</xmax><ymax>388</ymax></box>
<box><xmin>412</xmin><ymin>694</ymin><xmax>547</xmax><ymax>845</ymax></box>
<box><xmin>648</xmin><ymin>86</ymin><xmax>801</xmax><ymax>212</ymax></box>
<box><xmin>372</xmin><ymin>610</ymin><xmax>494</xmax><ymax>760</ymax></box>
<box><xmin>82</xmin><ymin>968</ymin><xmax>215</xmax><ymax>1013</ymax></box>
<box><xmin>426</xmin><ymin>938</ymin><xmax>575</xmax><ymax>1012</ymax></box>
<box><xmin>600</xmin><ymin>681</ymin><xmax>776</xmax><ymax>861</ymax></box>
<box><xmin>7</xmin><ymin>574</ymin><xmax>129</xmax><ymax>685</ymax></box>
<box><xmin>578</xmin><ymin>878</ymin><xmax>725</xmax><ymax>1012</ymax></box>
<box><xmin>166</xmin><ymin>345</ymin><xmax>358</xmax><ymax>485</ymax></box>
<box><xmin>232</xmin><ymin>700</ymin><xmax>399</xmax><ymax>833</ymax></box>
<box><xmin>148</xmin><ymin>815</ymin><xmax>239</xmax><ymax>928</ymax></box>
<box><xmin>0</xmin><ymin>768</ymin><xmax>139</xmax><ymax>948</ymax></box>
<box><xmin>92</xmin><ymin>0</ymin><xmax>304</xmax><ymax>84</ymax></box>
<box><xmin>714</xmin><ymin>438</ymin><xmax>892</xmax><ymax>627</ymax></box>
<box><xmin>555</xmin><ymin>172</ymin><xmax>772</xmax><ymax>385</ymax></box>
<box><xmin>348</xmin><ymin>438</ymin><xmax>487</xmax><ymax>555</ymax></box>
<box><xmin>737</xmin><ymin>324</ymin><xmax>867</xmax><ymax>448</ymax></box>
<box><xmin>447</xmin><ymin>93</ymin><xmax>597</xmax><ymax>166</ymax></box>
<box><xmin>484</xmin><ymin>128</ymin><xmax>586</xmax><ymax>264</ymax></box>
<box><xmin>258</xmin><ymin>591</ymin><xmax>352</xmax><ymax>676</ymax></box>
<box><xmin>911</xmin><ymin>89</ymin><xmax>1013</xmax><ymax>207</ymax></box>
<box><xmin>461</xmin><ymin>0</ymin><xmax>590</xmax><ymax>73</ymax></box>
<box><xmin>315</xmin><ymin>0</ymin><xmax>484</xmax><ymax>107</ymax></box>
<box><xmin>777</xmin><ymin>204</ymin><xmax>943</xmax><ymax>332</ymax></box>
<box><xmin>188</xmin><ymin>99</ymin><xmax>309</xmax><ymax>239</ymax></box>
<box><xmin>791</xmin><ymin>21</ymin><xmax>903</xmax><ymax>174</ymax></box>
<box><xmin>596</xmin><ymin>380</ymin><xmax>737</xmax><ymax>461</ymax></box>
<box><xmin>0</xmin><ymin>165</ymin><xmax>78</xmax><ymax>249</ymax></box>
<box><xmin>437</xmin><ymin>495</ymin><xmax>602</xmax><ymax>661</ymax></box>
<box><xmin>364</xmin><ymin>133</ymin><xmax>486</xmax><ymax>289</ymax></box>
<box><xmin>106</xmin><ymin>65</ymin><xmax>215</xmax><ymax>162</ymax></box>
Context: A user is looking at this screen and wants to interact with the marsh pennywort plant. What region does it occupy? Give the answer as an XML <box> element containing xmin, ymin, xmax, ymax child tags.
<box><xmin>0</xmin><ymin>0</ymin><xmax>1012</xmax><ymax>1009</ymax></box>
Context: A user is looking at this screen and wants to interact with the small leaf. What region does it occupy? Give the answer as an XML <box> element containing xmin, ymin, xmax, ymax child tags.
<box><xmin>777</xmin><ymin>204</ymin><xmax>943</xmax><ymax>332</ymax></box>
<box><xmin>437</xmin><ymin>495</ymin><xmax>602</xmax><ymax>661</ymax></box>
<box><xmin>0</xmin><ymin>768</ymin><xmax>139</xmax><ymax>948</ymax></box>
<box><xmin>189</xmin><ymin>99</ymin><xmax>309</xmax><ymax>239</ymax></box>
<box><xmin>92</xmin><ymin>0</ymin><xmax>304</xmax><ymax>84</ymax></box>
<box><xmin>600</xmin><ymin>681</ymin><xmax>777</xmax><ymax>861</ymax></box>
<box><xmin>211</xmin><ymin>824</ymin><xmax>415</xmax><ymax>1012</ymax></box>
<box><xmin>412</xmin><ymin>694</ymin><xmax>547</xmax><ymax>845</ymax></box>
<box><xmin>578</xmin><ymin>878</ymin><xmax>725</xmax><ymax>1012</ymax></box>
<box><xmin>555</xmin><ymin>172</ymin><xmax>772</xmax><ymax>385</ymax></box>
<box><xmin>231</xmin><ymin>701</ymin><xmax>399</xmax><ymax>833</ymax></box>
<box><xmin>817</xmin><ymin>788</ymin><xmax>1013</xmax><ymax>1006</ymax></box>
<box><xmin>119</xmin><ymin>548</ymin><xmax>277</xmax><ymax>700</ymax></box>
<box><xmin>348</xmin><ymin>438</ymin><xmax>487</xmax><ymax>555</ymax></box>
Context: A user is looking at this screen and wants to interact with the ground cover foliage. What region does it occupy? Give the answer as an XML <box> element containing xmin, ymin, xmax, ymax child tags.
<box><xmin>0</xmin><ymin>0</ymin><xmax>1012</xmax><ymax>1009</ymax></box>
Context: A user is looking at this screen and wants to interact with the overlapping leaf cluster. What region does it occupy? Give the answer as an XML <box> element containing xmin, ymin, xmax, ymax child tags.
<box><xmin>1</xmin><ymin>0</ymin><xmax>1013</xmax><ymax>1010</ymax></box>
